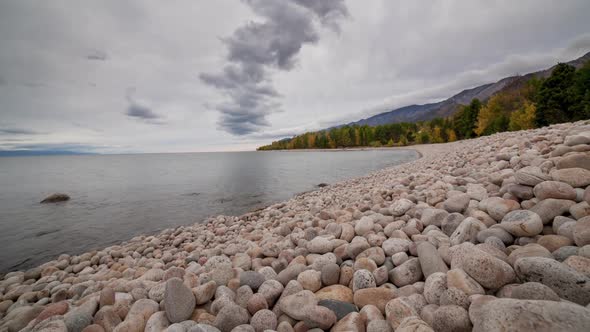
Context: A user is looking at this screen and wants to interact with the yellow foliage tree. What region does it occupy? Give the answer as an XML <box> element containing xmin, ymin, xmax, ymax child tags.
<box><xmin>307</xmin><ymin>133</ymin><xmax>316</xmax><ymax>148</ymax></box>
<box><xmin>475</xmin><ymin>102</ymin><xmax>498</xmax><ymax>136</ymax></box>
<box><xmin>328</xmin><ymin>135</ymin><xmax>336</xmax><ymax>149</ymax></box>
<box><xmin>509</xmin><ymin>102</ymin><xmax>536</xmax><ymax>131</ymax></box>
<box><xmin>446</xmin><ymin>129</ymin><xmax>457</xmax><ymax>142</ymax></box>
<box><xmin>399</xmin><ymin>135</ymin><xmax>408</xmax><ymax>146</ymax></box>
<box><xmin>431</xmin><ymin>126</ymin><xmax>444</xmax><ymax>143</ymax></box>
<box><xmin>476</xmin><ymin>89</ymin><xmax>529</xmax><ymax>136</ymax></box>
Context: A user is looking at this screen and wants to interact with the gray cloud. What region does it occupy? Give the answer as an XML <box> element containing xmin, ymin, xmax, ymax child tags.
<box><xmin>86</xmin><ymin>49</ymin><xmax>108</xmax><ymax>61</ymax></box>
<box><xmin>0</xmin><ymin>142</ymin><xmax>101</xmax><ymax>154</ymax></box>
<box><xmin>126</xmin><ymin>104</ymin><xmax>159</xmax><ymax>120</ymax></box>
<box><xmin>125</xmin><ymin>89</ymin><xmax>163</xmax><ymax>123</ymax></box>
<box><xmin>0</xmin><ymin>127</ymin><xmax>43</xmax><ymax>135</ymax></box>
<box><xmin>200</xmin><ymin>0</ymin><xmax>348</xmax><ymax>135</ymax></box>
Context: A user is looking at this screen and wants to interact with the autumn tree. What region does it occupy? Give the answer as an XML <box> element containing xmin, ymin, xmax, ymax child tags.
<box><xmin>509</xmin><ymin>101</ymin><xmax>536</xmax><ymax>131</ymax></box>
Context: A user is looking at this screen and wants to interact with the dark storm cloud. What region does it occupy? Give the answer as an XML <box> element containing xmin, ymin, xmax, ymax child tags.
<box><xmin>200</xmin><ymin>0</ymin><xmax>348</xmax><ymax>135</ymax></box>
<box><xmin>86</xmin><ymin>49</ymin><xmax>108</xmax><ymax>61</ymax></box>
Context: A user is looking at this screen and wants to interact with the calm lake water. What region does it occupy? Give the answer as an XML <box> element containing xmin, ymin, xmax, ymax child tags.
<box><xmin>0</xmin><ymin>149</ymin><xmax>419</xmax><ymax>273</ymax></box>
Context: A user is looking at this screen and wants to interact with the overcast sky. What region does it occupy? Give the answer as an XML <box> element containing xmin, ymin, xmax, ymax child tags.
<box><xmin>1</xmin><ymin>0</ymin><xmax>590</xmax><ymax>153</ymax></box>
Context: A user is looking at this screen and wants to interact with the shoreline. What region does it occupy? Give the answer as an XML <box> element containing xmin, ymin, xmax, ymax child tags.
<box><xmin>0</xmin><ymin>147</ymin><xmax>421</xmax><ymax>275</ymax></box>
<box><xmin>2</xmin><ymin>121</ymin><xmax>590</xmax><ymax>331</ymax></box>
<box><xmin>257</xmin><ymin>146</ymin><xmax>424</xmax><ymax>154</ymax></box>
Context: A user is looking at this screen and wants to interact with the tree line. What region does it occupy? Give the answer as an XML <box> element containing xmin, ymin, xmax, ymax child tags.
<box><xmin>257</xmin><ymin>62</ymin><xmax>590</xmax><ymax>150</ymax></box>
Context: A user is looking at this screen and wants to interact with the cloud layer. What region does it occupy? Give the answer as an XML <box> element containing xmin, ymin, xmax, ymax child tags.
<box><xmin>199</xmin><ymin>0</ymin><xmax>348</xmax><ymax>135</ymax></box>
<box><xmin>0</xmin><ymin>1</ymin><xmax>589</xmax><ymax>153</ymax></box>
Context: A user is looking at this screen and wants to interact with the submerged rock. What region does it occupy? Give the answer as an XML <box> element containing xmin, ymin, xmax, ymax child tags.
<box><xmin>40</xmin><ymin>193</ymin><xmax>70</xmax><ymax>203</ymax></box>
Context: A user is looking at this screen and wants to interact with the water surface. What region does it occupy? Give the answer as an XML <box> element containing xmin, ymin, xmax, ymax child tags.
<box><xmin>0</xmin><ymin>149</ymin><xmax>419</xmax><ymax>272</ymax></box>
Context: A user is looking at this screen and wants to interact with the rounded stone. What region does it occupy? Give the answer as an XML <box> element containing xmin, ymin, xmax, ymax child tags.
<box><xmin>530</xmin><ymin>198</ymin><xmax>576</xmax><ymax>224</ymax></box>
<box><xmin>257</xmin><ymin>279</ymin><xmax>284</xmax><ymax>306</ymax></box>
<box><xmin>451</xmin><ymin>245</ymin><xmax>515</xmax><ymax>290</ymax></box>
<box><xmin>551</xmin><ymin>168</ymin><xmax>590</xmax><ymax>187</ymax></box>
<box><xmin>367</xmin><ymin>320</ymin><xmax>392</xmax><ymax>332</ymax></box>
<box><xmin>382</xmin><ymin>238</ymin><xmax>411</xmax><ymax>256</ymax></box>
<box><xmin>481</xmin><ymin>197</ymin><xmax>520</xmax><ymax>221</ymax></box>
<box><xmin>552</xmin><ymin>246</ymin><xmax>579</xmax><ymax>261</ymax></box>
<box><xmin>389</xmin><ymin>258</ymin><xmax>423</xmax><ymax>287</ymax></box>
<box><xmin>356</xmin><ymin>247</ymin><xmax>386</xmax><ymax>266</ymax></box>
<box><xmin>443</xmin><ymin>193</ymin><xmax>471</xmax><ymax>213</ymax></box>
<box><xmin>423</xmin><ymin>272</ymin><xmax>447</xmax><ymax>305</ymax></box>
<box><xmin>194</xmin><ymin>280</ymin><xmax>217</xmax><ymax>305</ymax></box>
<box><xmin>94</xmin><ymin>306</ymin><xmax>122</xmax><ymax>331</ymax></box>
<box><xmin>417</xmin><ymin>242</ymin><xmax>449</xmax><ymax>278</ymax></box>
<box><xmin>355</xmin><ymin>216</ymin><xmax>375</xmax><ymax>236</ymax></box>
<box><xmin>164</xmin><ymin>277</ymin><xmax>196</xmax><ymax>323</ymax></box>
<box><xmin>469</xmin><ymin>297</ymin><xmax>590</xmax><ymax>331</ymax></box>
<box><xmin>320</xmin><ymin>263</ymin><xmax>340</xmax><ymax>286</ymax></box>
<box><xmin>391</xmin><ymin>252</ymin><xmax>409</xmax><ymax>266</ymax></box>
<box><xmin>432</xmin><ymin>305</ymin><xmax>471</xmax><ymax>332</ymax></box>
<box><xmin>439</xmin><ymin>288</ymin><xmax>470</xmax><ymax>309</ymax></box>
<box><xmin>318</xmin><ymin>299</ymin><xmax>359</xmax><ymax>321</ymax></box>
<box><xmin>384</xmin><ymin>297</ymin><xmax>419</xmax><ymax>329</ymax></box>
<box><xmin>563</xmin><ymin>255</ymin><xmax>590</xmax><ymax>277</ymax></box>
<box><xmin>353</xmin><ymin>287</ymin><xmax>396</xmax><ymax>313</ymax></box>
<box><xmin>99</xmin><ymin>288</ymin><xmax>115</xmax><ymax>308</ymax></box>
<box><xmin>533</xmin><ymin>181</ymin><xmax>577</xmax><ymax>200</ymax></box>
<box><xmin>213</xmin><ymin>304</ymin><xmax>249</xmax><ymax>332</ymax></box>
<box><xmin>352</xmin><ymin>269</ymin><xmax>376</xmax><ymax>292</ymax></box>
<box><xmin>421</xmin><ymin>208</ymin><xmax>449</xmax><ymax>227</ymax></box>
<box><xmin>536</xmin><ymin>235</ymin><xmax>573</xmax><ymax>252</ymax></box>
<box><xmin>240</xmin><ymin>271</ymin><xmax>265</xmax><ymax>291</ymax></box>
<box><xmin>353</xmin><ymin>257</ymin><xmax>378</xmax><ymax>272</ymax></box>
<box><xmin>145</xmin><ymin>311</ymin><xmax>170</xmax><ymax>332</ymax></box>
<box><xmin>514</xmin><ymin>257</ymin><xmax>590</xmax><ymax>305</ymax></box>
<box><xmin>236</xmin><ymin>285</ymin><xmax>254</xmax><ymax>308</ymax></box>
<box><xmin>511</xmin><ymin>282</ymin><xmax>560</xmax><ymax>301</ymax></box>
<box><xmin>390</xmin><ymin>198</ymin><xmax>415</xmax><ymax>216</ymax></box>
<box><xmin>574</xmin><ymin>216</ymin><xmax>590</xmax><ymax>246</ymax></box>
<box><xmin>304</xmin><ymin>305</ymin><xmax>337</xmax><ymax>330</ymax></box>
<box><xmin>34</xmin><ymin>301</ymin><xmax>69</xmax><ymax>324</ymax></box>
<box><xmin>279</xmin><ymin>290</ymin><xmax>317</xmax><ymax>321</ymax></box>
<box><xmin>297</xmin><ymin>270</ymin><xmax>322</xmax><ymax>292</ymax></box>
<box><xmin>189</xmin><ymin>324</ymin><xmax>221</xmax><ymax>332</ymax></box>
<box><xmin>315</xmin><ymin>285</ymin><xmax>353</xmax><ymax>303</ymax></box>
<box><xmin>250</xmin><ymin>309</ymin><xmax>277</xmax><ymax>332</ymax></box>
<box><xmin>477</xmin><ymin>227</ymin><xmax>514</xmax><ymax>245</ymax></box>
<box><xmin>247</xmin><ymin>293</ymin><xmax>268</xmax><ymax>315</ymax></box>
<box><xmin>499</xmin><ymin>210</ymin><xmax>543</xmax><ymax>237</ymax></box>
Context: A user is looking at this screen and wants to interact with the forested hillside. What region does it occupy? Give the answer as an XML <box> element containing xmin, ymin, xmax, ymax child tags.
<box><xmin>258</xmin><ymin>61</ymin><xmax>590</xmax><ymax>150</ymax></box>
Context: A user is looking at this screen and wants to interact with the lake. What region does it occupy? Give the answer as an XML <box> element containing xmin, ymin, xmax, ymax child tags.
<box><xmin>0</xmin><ymin>149</ymin><xmax>419</xmax><ymax>272</ymax></box>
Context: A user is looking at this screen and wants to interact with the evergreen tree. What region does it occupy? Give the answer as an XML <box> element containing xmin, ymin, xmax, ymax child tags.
<box><xmin>570</xmin><ymin>62</ymin><xmax>590</xmax><ymax>121</ymax></box>
<box><xmin>535</xmin><ymin>63</ymin><xmax>576</xmax><ymax>126</ymax></box>
<box><xmin>453</xmin><ymin>99</ymin><xmax>481</xmax><ymax>139</ymax></box>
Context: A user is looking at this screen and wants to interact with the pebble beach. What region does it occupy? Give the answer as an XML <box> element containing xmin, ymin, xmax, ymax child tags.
<box><xmin>2</xmin><ymin>120</ymin><xmax>590</xmax><ymax>332</ymax></box>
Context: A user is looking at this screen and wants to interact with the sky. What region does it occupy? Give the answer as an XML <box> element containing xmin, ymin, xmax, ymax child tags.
<box><xmin>1</xmin><ymin>0</ymin><xmax>590</xmax><ymax>154</ymax></box>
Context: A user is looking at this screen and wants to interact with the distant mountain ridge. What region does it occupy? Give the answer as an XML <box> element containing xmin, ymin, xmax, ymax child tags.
<box><xmin>0</xmin><ymin>150</ymin><xmax>94</xmax><ymax>157</ymax></box>
<box><xmin>337</xmin><ymin>51</ymin><xmax>590</xmax><ymax>128</ymax></box>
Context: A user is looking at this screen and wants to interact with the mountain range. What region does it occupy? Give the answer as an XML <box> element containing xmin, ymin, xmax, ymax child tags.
<box><xmin>337</xmin><ymin>51</ymin><xmax>590</xmax><ymax>127</ymax></box>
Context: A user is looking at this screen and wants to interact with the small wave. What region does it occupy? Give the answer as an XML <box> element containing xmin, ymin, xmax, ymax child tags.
<box><xmin>35</xmin><ymin>229</ymin><xmax>59</xmax><ymax>237</ymax></box>
<box><xmin>182</xmin><ymin>192</ymin><xmax>201</xmax><ymax>197</ymax></box>
<box><xmin>9</xmin><ymin>257</ymin><xmax>31</xmax><ymax>270</ymax></box>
